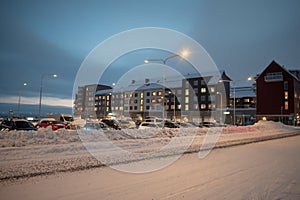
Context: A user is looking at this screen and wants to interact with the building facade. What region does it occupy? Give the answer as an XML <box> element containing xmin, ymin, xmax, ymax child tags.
<box><xmin>74</xmin><ymin>84</ymin><xmax>112</xmax><ymax>119</ymax></box>
<box><xmin>93</xmin><ymin>71</ymin><xmax>232</xmax><ymax>124</ymax></box>
<box><xmin>256</xmin><ymin>60</ymin><xmax>300</xmax><ymax>125</ymax></box>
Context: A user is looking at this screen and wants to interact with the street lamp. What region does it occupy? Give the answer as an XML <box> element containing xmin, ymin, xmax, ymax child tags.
<box><xmin>144</xmin><ymin>49</ymin><xmax>189</xmax><ymax>125</ymax></box>
<box><xmin>219</xmin><ymin>76</ymin><xmax>252</xmax><ymax>125</ymax></box>
<box><xmin>216</xmin><ymin>92</ymin><xmax>223</xmax><ymax>124</ymax></box>
<box><xmin>38</xmin><ymin>73</ymin><xmax>58</xmax><ymax>121</ymax></box>
<box><xmin>17</xmin><ymin>82</ymin><xmax>28</xmax><ymax>117</ymax></box>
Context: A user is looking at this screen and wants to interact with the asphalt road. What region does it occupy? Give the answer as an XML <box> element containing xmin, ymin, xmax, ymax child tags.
<box><xmin>1</xmin><ymin>135</ymin><xmax>300</xmax><ymax>200</ymax></box>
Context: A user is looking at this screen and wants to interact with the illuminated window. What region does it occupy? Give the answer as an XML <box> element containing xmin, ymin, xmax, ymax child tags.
<box><xmin>201</xmin><ymin>104</ymin><xmax>206</xmax><ymax>109</ymax></box>
<box><xmin>201</xmin><ymin>88</ymin><xmax>206</xmax><ymax>93</ymax></box>
<box><xmin>151</xmin><ymin>99</ymin><xmax>156</xmax><ymax>103</ymax></box>
<box><xmin>284</xmin><ymin>91</ymin><xmax>288</xmax><ymax>100</ymax></box>
<box><xmin>94</xmin><ymin>107</ymin><xmax>98</xmax><ymax>111</ymax></box>
<box><xmin>185</xmin><ymin>89</ymin><xmax>189</xmax><ymax>95</ymax></box>
<box><xmin>157</xmin><ymin>98</ymin><xmax>163</xmax><ymax>103</ymax></box>
<box><xmin>244</xmin><ymin>98</ymin><xmax>250</xmax><ymax>103</ymax></box>
<box><xmin>285</xmin><ymin>101</ymin><xmax>288</xmax><ymax>110</ymax></box>
<box><xmin>185</xmin><ymin>97</ymin><xmax>189</xmax><ymax>103</ymax></box>
<box><xmin>140</xmin><ymin>99</ymin><xmax>144</xmax><ymax>104</ymax></box>
<box><xmin>152</xmin><ymin>91</ymin><xmax>156</xmax><ymax>96</ymax></box>
<box><xmin>140</xmin><ymin>93</ymin><xmax>144</xmax><ymax>98</ymax></box>
<box><xmin>178</xmin><ymin>105</ymin><xmax>182</xmax><ymax>110</ymax></box>
<box><xmin>157</xmin><ymin>91</ymin><xmax>162</xmax><ymax>96</ymax></box>
<box><xmin>185</xmin><ymin>104</ymin><xmax>189</xmax><ymax>111</ymax></box>
<box><xmin>210</xmin><ymin>87</ymin><xmax>215</xmax><ymax>93</ymax></box>
<box><xmin>140</xmin><ymin>106</ymin><xmax>143</xmax><ymax>111</ymax></box>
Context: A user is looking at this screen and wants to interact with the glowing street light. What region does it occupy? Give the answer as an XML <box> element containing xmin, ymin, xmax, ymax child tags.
<box><xmin>17</xmin><ymin>82</ymin><xmax>28</xmax><ymax>117</ymax></box>
<box><xmin>38</xmin><ymin>73</ymin><xmax>58</xmax><ymax>121</ymax></box>
<box><xmin>144</xmin><ymin>49</ymin><xmax>190</xmax><ymax>125</ymax></box>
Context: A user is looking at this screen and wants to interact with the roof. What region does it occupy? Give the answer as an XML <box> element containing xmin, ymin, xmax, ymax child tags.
<box><xmin>257</xmin><ymin>60</ymin><xmax>300</xmax><ymax>82</ymax></box>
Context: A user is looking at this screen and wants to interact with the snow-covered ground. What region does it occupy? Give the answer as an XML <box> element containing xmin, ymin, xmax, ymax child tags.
<box><xmin>0</xmin><ymin>121</ymin><xmax>299</xmax><ymax>180</ymax></box>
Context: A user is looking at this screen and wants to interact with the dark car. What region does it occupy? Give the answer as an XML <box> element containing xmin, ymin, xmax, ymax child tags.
<box><xmin>37</xmin><ymin>118</ymin><xmax>65</xmax><ymax>131</ymax></box>
<box><xmin>101</xmin><ymin>119</ymin><xmax>121</xmax><ymax>130</ymax></box>
<box><xmin>1</xmin><ymin>119</ymin><xmax>37</xmax><ymax>131</ymax></box>
<box><xmin>163</xmin><ymin>121</ymin><xmax>180</xmax><ymax>128</ymax></box>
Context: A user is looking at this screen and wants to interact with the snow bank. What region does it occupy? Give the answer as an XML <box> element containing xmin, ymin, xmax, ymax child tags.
<box><xmin>0</xmin><ymin>121</ymin><xmax>297</xmax><ymax>148</ymax></box>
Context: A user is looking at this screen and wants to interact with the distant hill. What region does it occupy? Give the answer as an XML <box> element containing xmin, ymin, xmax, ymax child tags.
<box><xmin>0</xmin><ymin>103</ymin><xmax>72</xmax><ymax>118</ymax></box>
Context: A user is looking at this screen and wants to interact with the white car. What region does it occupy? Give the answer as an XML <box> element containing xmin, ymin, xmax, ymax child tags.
<box><xmin>138</xmin><ymin>122</ymin><xmax>162</xmax><ymax>129</ymax></box>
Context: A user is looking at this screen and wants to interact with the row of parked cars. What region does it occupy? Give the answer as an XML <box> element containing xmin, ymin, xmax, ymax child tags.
<box><xmin>81</xmin><ymin>117</ymin><xmax>217</xmax><ymax>131</ymax></box>
<box><xmin>0</xmin><ymin>117</ymin><xmax>219</xmax><ymax>131</ymax></box>
<box><xmin>0</xmin><ymin>118</ymin><xmax>67</xmax><ymax>131</ymax></box>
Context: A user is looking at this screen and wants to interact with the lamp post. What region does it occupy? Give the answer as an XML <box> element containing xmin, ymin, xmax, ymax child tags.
<box><xmin>38</xmin><ymin>73</ymin><xmax>58</xmax><ymax>121</ymax></box>
<box><xmin>219</xmin><ymin>76</ymin><xmax>252</xmax><ymax>125</ymax></box>
<box><xmin>17</xmin><ymin>82</ymin><xmax>27</xmax><ymax>117</ymax></box>
<box><xmin>216</xmin><ymin>92</ymin><xmax>223</xmax><ymax>124</ymax></box>
<box><xmin>144</xmin><ymin>50</ymin><xmax>189</xmax><ymax>126</ymax></box>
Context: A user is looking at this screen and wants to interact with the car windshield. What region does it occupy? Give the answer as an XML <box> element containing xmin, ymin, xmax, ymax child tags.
<box><xmin>15</xmin><ymin>121</ymin><xmax>33</xmax><ymax>128</ymax></box>
<box><xmin>64</xmin><ymin>116</ymin><xmax>74</xmax><ymax>122</ymax></box>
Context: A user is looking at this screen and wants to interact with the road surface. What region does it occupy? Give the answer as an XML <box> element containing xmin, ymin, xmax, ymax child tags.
<box><xmin>1</xmin><ymin>135</ymin><xmax>300</xmax><ymax>200</ymax></box>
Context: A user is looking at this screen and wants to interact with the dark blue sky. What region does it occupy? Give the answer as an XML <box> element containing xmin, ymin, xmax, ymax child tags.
<box><xmin>0</xmin><ymin>0</ymin><xmax>299</xmax><ymax>108</ymax></box>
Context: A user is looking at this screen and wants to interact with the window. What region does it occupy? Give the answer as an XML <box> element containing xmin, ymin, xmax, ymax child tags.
<box><xmin>134</xmin><ymin>99</ymin><xmax>138</xmax><ymax>104</ymax></box>
<box><xmin>157</xmin><ymin>91</ymin><xmax>162</xmax><ymax>96</ymax></box>
<box><xmin>134</xmin><ymin>93</ymin><xmax>138</xmax><ymax>97</ymax></box>
<box><xmin>284</xmin><ymin>81</ymin><xmax>288</xmax><ymax>90</ymax></box>
<box><xmin>185</xmin><ymin>89</ymin><xmax>189</xmax><ymax>96</ymax></box>
<box><xmin>201</xmin><ymin>104</ymin><xmax>206</xmax><ymax>109</ymax></box>
<box><xmin>244</xmin><ymin>98</ymin><xmax>250</xmax><ymax>103</ymax></box>
<box><xmin>140</xmin><ymin>99</ymin><xmax>144</xmax><ymax>104</ymax></box>
<box><xmin>178</xmin><ymin>105</ymin><xmax>182</xmax><ymax>110</ymax></box>
<box><xmin>152</xmin><ymin>91</ymin><xmax>156</xmax><ymax>96</ymax></box>
<box><xmin>140</xmin><ymin>93</ymin><xmax>144</xmax><ymax>98</ymax></box>
<box><xmin>194</xmin><ymin>80</ymin><xmax>198</xmax><ymax>86</ymax></box>
<box><xmin>285</xmin><ymin>101</ymin><xmax>288</xmax><ymax>110</ymax></box>
<box><xmin>201</xmin><ymin>88</ymin><xmax>206</xmax><ymax>93</ymax></box>
<box><xmin>151</xmin><ymin>99</ymin><xmax>156</xmax><ymax>103</ymax></box>
<box><xmin>146</xmin><ymin>99</ymin><xmax>150</xmax><ymax>103</ymax></box>
<box><xmin>201</xmin><ymin>96</ymin><xmax>206</xmax><ymax>102</ymax></box>
<box><xmin>140</xmin><ymin>106</ymin><xmax>143</xmax><ymax>111</ymax></box>
<box><xmin>134</xmin><ymin>106</ymin><xmax>137</xmax><ymax>110</ymax></box>
<box><xmin>157</xmin><ymin>98</ymin><xmax>163</xmax><ymax>103</ymax></box>
<box><xmin>185</xmin><ymin>97</ymin><xmax>189</xmax><ymax>103</ymax></box>
<box><xmin>264</xmin><ymin>72</ymin><xmax>283</xmax><ymax>82</ymax></box>
<box><xmin>146</xmin><ymin>105</ymin><xmax>150</xmax><ymax>110</ymax></box>
<box><xmin>210</xmin><ymin>87</ymin><xmax>215</xmax><ymax>93</ymax></box>
<box><xmin>284</xmin><ymin>91</ymin><xmax>288</xmax><ymax>100</ymax></box>
<box><xmin>185</xmin><ymin>104</ymin><xmax>189</xmax><ymax>111</ymax></box>
<box><xmin>146</xmin><ymin>92</ymin><xmax>150</xmax><ymax>96</ymax></box>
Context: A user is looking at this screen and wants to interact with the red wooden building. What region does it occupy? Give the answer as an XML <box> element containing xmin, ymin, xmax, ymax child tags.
<box><xmin>256</xmin><ymin>60</ymin><xmax>300</xmax><ymax>125</ymax></box>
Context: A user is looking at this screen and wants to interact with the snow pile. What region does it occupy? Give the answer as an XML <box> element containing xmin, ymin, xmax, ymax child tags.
<box><xmin>0</xmin><ymin>121</ymin><xmax>297</xmax><ymax>148</ymax></box>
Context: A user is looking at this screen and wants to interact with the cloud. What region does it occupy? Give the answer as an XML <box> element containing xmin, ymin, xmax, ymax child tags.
<box><xmin>0</xmin><ymin>96</ymin><xmax>73</xmax><ymax>108</ymax></box>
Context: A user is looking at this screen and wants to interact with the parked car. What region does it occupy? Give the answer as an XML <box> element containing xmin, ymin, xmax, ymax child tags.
<box><xmin>82</xmin><ymin>122</ymin><xmax>109</xmax><ymax>131</ymax></box>
<box><xmin>163</xmin><ymin>120</ymin><xmax>180</xmax><ymax>128</ymax></box>
<box><xmin>138</xmin><ymin>122</ymin><xmax>163</xmax><ymax>129</ymax></box>
<box><xmin>101</xmin><ymin>119</ymin><xmax>121</xmax><ymax>130</ymax></box>
<box><xmin>176</xmin><ymin>122</ymin><xmax>196</xmax><ymax>128</ymax></box>
<box><xmin>37</xmin><ymin>118</ymin><xmax>65</xmax><ymax>131</ymax></box>
<box><xmin>1</xmin><ymin>119</ymin><xmax>37</xmax><ymax>131</ymax></box>
<box><xmin>118</xmin><ymin>120</ymin><xmax>136</xmax><ymax>129</ymax></box>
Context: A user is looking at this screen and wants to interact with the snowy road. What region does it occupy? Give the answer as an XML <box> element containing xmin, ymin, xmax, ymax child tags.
<box><xmin>1</xmin><ymin>135</ymin><xmax>300</xmax><ymax>200</ymax></box>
